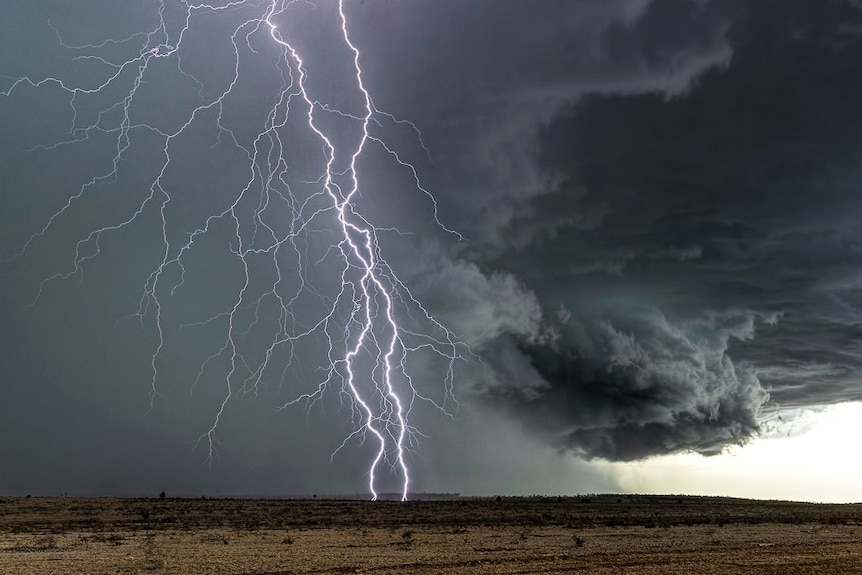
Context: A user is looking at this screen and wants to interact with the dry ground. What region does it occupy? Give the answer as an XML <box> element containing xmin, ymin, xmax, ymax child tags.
<box><xmin>1</xmin><ymin>495</ymin><xmax>860</xmax><ymax>574</ymax></box>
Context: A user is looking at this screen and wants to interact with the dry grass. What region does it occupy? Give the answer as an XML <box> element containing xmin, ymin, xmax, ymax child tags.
<box><xmin>0</xmin><ymin>495</ymin><xmax>860</xmax><ymax>574</ymax></box>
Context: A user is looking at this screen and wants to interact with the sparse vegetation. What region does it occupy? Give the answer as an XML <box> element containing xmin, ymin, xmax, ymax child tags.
<box><xmin>0</xmin><ymin>496</ymin><xmax>859</xmax><ymax>573</ymax></box>
<box><xmin>33</xmin><ymin>535</ymin><xmax>57</xmax><ymax>551</ymax></box>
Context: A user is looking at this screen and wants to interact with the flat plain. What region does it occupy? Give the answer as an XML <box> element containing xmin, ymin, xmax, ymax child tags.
<box><xmin>1</xmin><ymin>495</ymin><xmax>860</xmax><ymax>574</ymax></box>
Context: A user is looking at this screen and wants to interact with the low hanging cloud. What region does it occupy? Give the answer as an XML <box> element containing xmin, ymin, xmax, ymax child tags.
<box><xmin>481</xmin><ymin>307</ymin><xmax>769</xmax><ymax>461</ymax></box>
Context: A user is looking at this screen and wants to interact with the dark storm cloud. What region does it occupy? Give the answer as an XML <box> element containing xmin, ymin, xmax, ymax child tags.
<box><xmin>484</xmin><ymin>308</ymin><xmax>767</xmax><ymax>461</ymax></box>
<box><xmin>352</xmin><ymin>0</ymin><xmax>739</xmax><ymax>255</ymax></box>
<box><xmin>454</xmin><ymin>0</ymin><xmax>862</xmax><ymax>460</ymax></box>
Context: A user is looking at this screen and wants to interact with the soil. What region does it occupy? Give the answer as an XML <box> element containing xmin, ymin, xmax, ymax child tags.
<box><xmin>1</xmin><ymin>495</ymin><xmax>860</xmax><ymax>574</ymax></box>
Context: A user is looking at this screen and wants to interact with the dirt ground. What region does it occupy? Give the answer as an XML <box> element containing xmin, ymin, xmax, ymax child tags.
<box><xmin>1</xmin><ymin>495</ymin><xmax>860</xmax><ymax>574</ymax></box>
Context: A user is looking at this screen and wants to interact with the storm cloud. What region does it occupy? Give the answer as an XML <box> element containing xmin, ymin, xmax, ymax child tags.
<box><xmin>486</xmin><ymin>308</ymin><xmax>768</xmax><ymax>461</ymax></box>
<box><xmin>420</xmin><ymin>0</ymin><xmax>862</xmax><ymax>460</ymax></box>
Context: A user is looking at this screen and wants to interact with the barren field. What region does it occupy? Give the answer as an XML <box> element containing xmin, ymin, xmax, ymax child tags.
<box><xmin>1</xmin><ymin>495</ymin><xmax>860</xmax><ymax>574</ymax></box>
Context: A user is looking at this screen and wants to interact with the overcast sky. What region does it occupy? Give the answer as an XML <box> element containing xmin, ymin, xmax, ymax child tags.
<box><xmin>2</xmin><ymin>0</ymin><xmax>862</xmax><ymax>500</ymax></box>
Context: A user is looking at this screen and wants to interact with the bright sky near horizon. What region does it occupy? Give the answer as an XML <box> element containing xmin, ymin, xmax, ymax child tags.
<box><xmin>603</xmin><ymin>402</ymin><xmax>862</xmax><ymax>503</ymax></box>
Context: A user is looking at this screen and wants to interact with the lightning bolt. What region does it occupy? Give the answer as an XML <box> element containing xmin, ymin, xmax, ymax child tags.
<box><xmin>3</xmin><ymin>0</ymin><xmax>468</xmax><ymax>501</ymax></box>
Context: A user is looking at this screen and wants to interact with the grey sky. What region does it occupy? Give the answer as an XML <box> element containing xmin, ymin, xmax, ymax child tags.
<box><xmin>2</xmin><ymin>0</ymin><xmax>862</xmax><ymax>496</ymax></box>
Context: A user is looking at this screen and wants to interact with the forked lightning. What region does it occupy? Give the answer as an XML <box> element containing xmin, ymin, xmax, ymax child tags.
<box><xmin>2</xmin><ymin>0</ymin><xmax>467</xmax><ymax>501</ymax></box>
